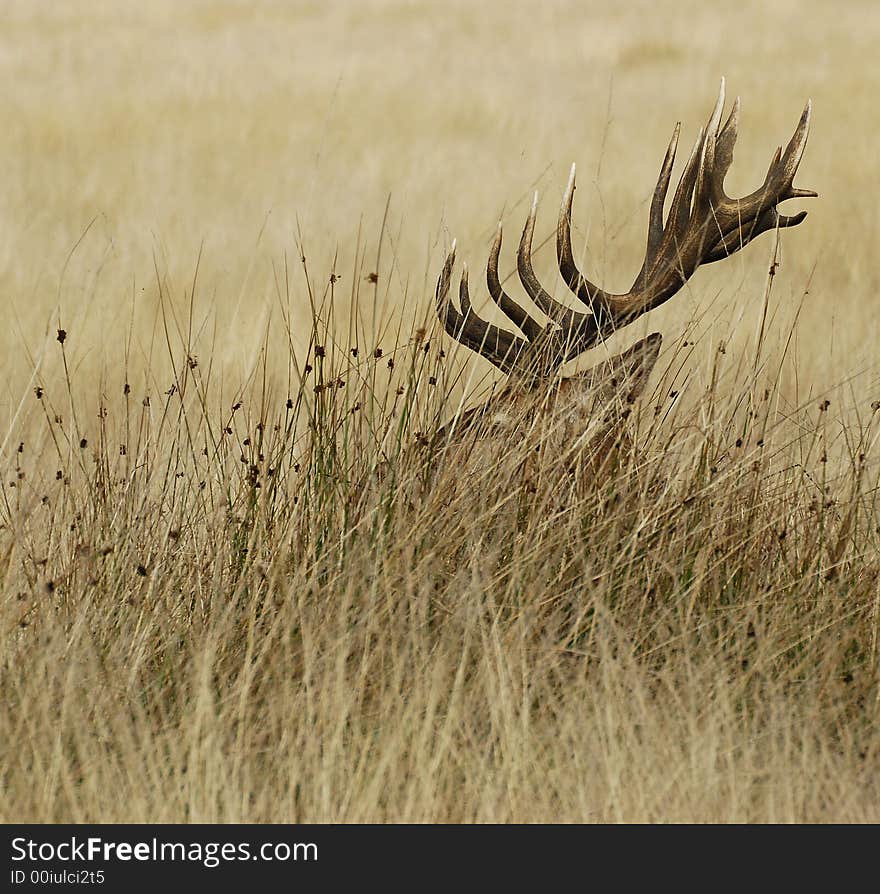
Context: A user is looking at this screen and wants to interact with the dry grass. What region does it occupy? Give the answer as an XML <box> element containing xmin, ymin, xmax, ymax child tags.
<box><xmin>1</xmin><ymin>0</ymin><xmax>879</xmax><ymax>822</ymax></box>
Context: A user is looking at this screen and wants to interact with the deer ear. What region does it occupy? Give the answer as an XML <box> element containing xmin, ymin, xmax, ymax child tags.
<box><xmin>573</xmin><ymin>332</ymin><xmax>663</xmax><ymax>401</ymax></box>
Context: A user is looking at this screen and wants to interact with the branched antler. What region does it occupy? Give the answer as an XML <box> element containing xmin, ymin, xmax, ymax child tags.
<box><xmin>436</xmin><ymin>80</ymin><xmax>815</xmax><ymax>378</ymax></box>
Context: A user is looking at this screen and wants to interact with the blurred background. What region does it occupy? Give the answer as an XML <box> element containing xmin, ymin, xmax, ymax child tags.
<box><xmin>0</xmin><ymin>0</ymin><xmax>873</xmax><ymax>407</ymax></box>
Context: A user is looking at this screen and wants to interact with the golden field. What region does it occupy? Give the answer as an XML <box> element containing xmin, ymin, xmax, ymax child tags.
<box><xmin>1</xmin><ymin>0</ymin><xmax>879</xmax><ymax>821</ymax></box>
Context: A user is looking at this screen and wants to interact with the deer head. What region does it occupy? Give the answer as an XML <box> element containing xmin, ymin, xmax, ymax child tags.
<box><xmin>432</xmin><ymin>81</ymin><xmax>814</xmax><ymax>480</ymax></box>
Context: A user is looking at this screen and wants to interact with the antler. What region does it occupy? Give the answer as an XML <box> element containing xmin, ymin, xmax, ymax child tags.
<box><xmin>436</xmin><ymin>80</ymin><xmax>815</xmax><ymax>377</ymax></box>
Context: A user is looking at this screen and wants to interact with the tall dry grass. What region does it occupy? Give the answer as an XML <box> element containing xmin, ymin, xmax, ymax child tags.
<box><xmin>1</xmin><ymin>0</ymin><xmax>879</xmax><ymax>821</ymax></box>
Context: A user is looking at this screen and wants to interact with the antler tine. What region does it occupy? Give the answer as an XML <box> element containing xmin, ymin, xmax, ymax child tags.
<box><xmin>556</xmin><ymin>164</ymin><xmax>614</xmax><ymax>311</ymax></box>
<box><xmin>633</xmin><ymin>122</ymin><xmax>680</xmax><ymax>292</ymax></box>
<box><xmin>435</xmin><ymin>244</ymin><xmax>527</xmax><ymax>373</ymax></box>
<box><xmin>666</xmin><ymin>125</ymin><xmax>706</xmax><ymax>236</ymax></box>
<box><xmin>487</xmin><ymin>224</ymin><xmax>544</xmax><ymax>341</ymax></box>
<box><xmin>517</xmin><ymin>192</ymin><xmax>589</xmax><ymax>331</ymax></box>
<box><xmin>711</xmin><ymin>95</ymin><xmax>740</xmax><ymax>200</ymax></box>
<box><xmin>701</xmin><ymin>205</ymin><xmax>809</xmax><ymax>263</ymax></box>
<box><xmin>765</xmin><ymin>145</ymin><xmax>783</xmax><ymax>181</ymax></box>
<box><xmin>693</xmin><ymin>78</ymin><xmax>726</xmax><ymax>214</ymax></box>
<box><xmin>435</xmin><ymin>241</ymin><xmax>457</xmax><ymax>319</ymax></box>
<box><xmin>776</xmin><ymin>101</ymin><xmax>816</xmax><ymax>198</ymax></box>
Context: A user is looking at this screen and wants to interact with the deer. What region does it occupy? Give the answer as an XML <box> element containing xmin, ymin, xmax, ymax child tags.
<box><xmin>429</xmin><ymin>81</ymin><xmax>815</xmax><ymax>496</ymax></box>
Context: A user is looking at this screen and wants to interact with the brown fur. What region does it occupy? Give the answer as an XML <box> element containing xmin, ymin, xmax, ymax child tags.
<box><xmin>426</xmin><ymin>333</ymin><xmax>662</xmax><ymax>501</ymax></box>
